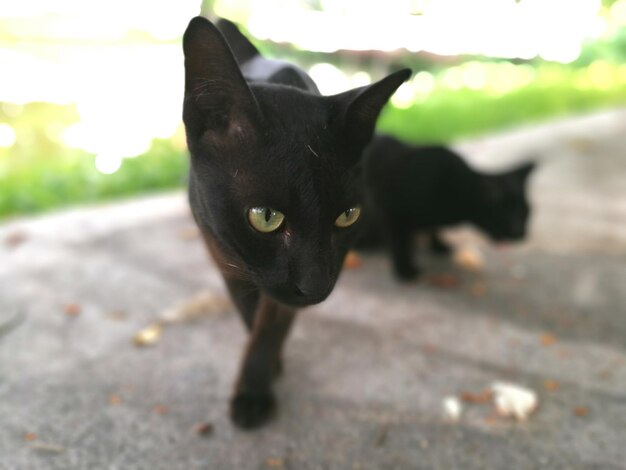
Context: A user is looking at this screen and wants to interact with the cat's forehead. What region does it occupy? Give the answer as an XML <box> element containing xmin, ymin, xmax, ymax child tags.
<box><xmin>228</xmin><ymin>138</ymin><xmax>358</xmax><ymax>220</ymax></box>
<box><xmin>221</xmin><ymin>85</ymin><xmax>358</xmax><ymax>211</ymax></box>
<box><xmin>234</xmin><ymin>142</ymin><xmax>344</xmax><ymax>200</ymax></box>
<box><xmin>252</xmin><ymin>85</ymin><xmax>330</xmax><ymax>135</ymax></box>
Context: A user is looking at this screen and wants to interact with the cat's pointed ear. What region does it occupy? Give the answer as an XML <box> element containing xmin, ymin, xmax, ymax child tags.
<box><xmin>333</xmin><ymin>68</ymin><xmax>411</xmax><ymax>153</ymax></box>
<box><xmin>183</xmin><ymin>16</ymin><xmax>261</xmax><ymax>135</ymax></box>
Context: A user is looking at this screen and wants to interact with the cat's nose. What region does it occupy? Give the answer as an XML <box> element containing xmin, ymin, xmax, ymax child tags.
<box><xmin>292</xmin><ymin>284</ymin><xmax>306</xmax><ymax>297</ymax></box>
<box><xmin>295</xmin><ymin>266</ymin><xmax>332</xmax><ymax>302</ymax></box>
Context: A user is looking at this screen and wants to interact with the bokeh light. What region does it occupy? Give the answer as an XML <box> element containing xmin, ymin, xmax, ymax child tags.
<box><xmin>0</xmin><ymin>124</ymin><xmax>16</xmax><ymax>148</ymax></box>
<box><xmin>0</xmin><ymin>0</ymin><xmax>199</xmax><ymax>175</ymax></box>
<box><xmin>0</xmin><ymin>0</ymin><xmax>624</xmax><ymax>219</ymax></box>
<box><xmin>237</xmin><ymin>0</ymin><xmax>606</xmax><ymax>63</ymax></box>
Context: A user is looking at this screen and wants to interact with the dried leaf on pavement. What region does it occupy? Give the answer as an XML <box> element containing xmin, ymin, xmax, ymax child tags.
<box><xmin>343</xmin><ymin>251</ymin><xmax>363</xmax><ymax>269</ymax></box>
<box><xmin>427</xmin><ymin>274</ymin><xmax>460</xmax><ymax>289</ymax></box>
<box><xmin>133</xmin><ymin>324</ymin><xmax>162</xmax><ymax>346</ymax></box>
<box><xmin>108</xmin><ymin>394</ymin><xmax>122</xmax><ymax>405</ymax></box>
<box><xmin>460</xmin><ymin>389</ymin><xmax>493</xmax><ymax>404</ymax></box>
<box><xmin>573</xmin><ymin>406</ymin><xmax>589</xmax><ymax>417</ymax></box>
<box><xmin>159</xmin><ymin>291</ymin><xmax>232</xmax><ymax>325</ymax></box>
<box><xmin>470</xmin><ymin>281</ymin><xmax>488</xmax><ymax>297</ymax></box>
<box><xmin>152</xmin><ymin>404</ymin><xmax>169</xmax><ymax>415</ymax></box>
<box><xmin>132</xmin><ymin>291</ymin><xmax>231</xmax><ymax>347</ymax></box>
<box><xmin>543</xmin><ymin>379</ymin><xmax>560</xmax><ymax>391</ymax></box>
<box><xmin>265</xmin><ymin>458</ymin><xmax>285</xmax><ymax>468</ymax></box>
<box><xmin>540</xmin><ymin>333</ymin><xmax>557</xmax><ymax>347</ymax></box>
<box><xmin>5</xmin><ymin>231</ymin><xmax>27</xmax><ymax>247</ymax></box>
<box><xmin>63</xmin><ymin>303</ymin><xmax>81</xmax><ymax>317</ymax></box>
<box><xmin>453</xmin><ymin>246</ymin><xmax>484</xmax><ymax>272</ymax></box>
<box><xmin>194</xmin><ymin>422</ymin><xmax>214</xmax><ymax>437</ymax></box>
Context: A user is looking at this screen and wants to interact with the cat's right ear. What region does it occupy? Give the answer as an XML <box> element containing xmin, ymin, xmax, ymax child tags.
<box><xmin>182</xmin><ymin>16</ymin><xmax>261</xmax><ymax>137</ymax></box>
<box><xmin>330</xmin><ymin>68</ymin><xmax>411</xmax><ymax>163</ymax></box>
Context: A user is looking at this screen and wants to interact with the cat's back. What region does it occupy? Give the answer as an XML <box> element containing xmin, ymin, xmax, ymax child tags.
<box><xmin>216</xmin><ymin>18</ymin><xmax>319</xmax><ymax>94</ymax></box>
<box><xmin>364</xmin><ymin>135</ymin><xmax>474</xmax><ymax>224</ymax></box>
<box><xmin>365</xmin><ymin>135</ymin><xmax>469</xmax><ymax>193</ymax></box>
<box><xmin>242</xmin><ymin>56</ymin><xmax>320</xmax><ymax>94</ymax></box>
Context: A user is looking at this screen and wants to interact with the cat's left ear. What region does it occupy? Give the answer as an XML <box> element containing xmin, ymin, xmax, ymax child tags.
<box><xmin>182</xmin><ymin>16</ymin><xmax>262</xmax><ymax>137</ymax></box>
<box><xmin>332</xmin><ymin>69</ymin><xmax>411</xmax><ymax>159</ymax></box>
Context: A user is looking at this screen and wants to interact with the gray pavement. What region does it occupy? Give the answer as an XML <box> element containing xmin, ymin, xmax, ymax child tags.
<box><xmin>1</xmin><ymin>109</ymin><xmax>625</xmax><ymax>469</ymax></box>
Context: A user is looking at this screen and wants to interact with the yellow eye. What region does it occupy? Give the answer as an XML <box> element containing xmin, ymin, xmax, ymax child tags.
<box><xmin>335</xmin><ymin>206</ymin><xmax>361</xmax><ymax>228</ymax></box>
<box><xmin>248</xmin><ymin>207</ymin><xmax>285</xmax><ymax>233</ymax></box>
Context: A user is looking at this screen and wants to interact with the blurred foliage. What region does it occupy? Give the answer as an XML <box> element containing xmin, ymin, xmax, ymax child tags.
<box><xmin>379</xmin><ymin>62</ymin><xmax>626</xmax><ymax>143</ymax></box>
<box><xmin>0</xmin><ymin>102</ymin><xmax>187</xmax><ymax>219</ymax></box>
<box><xmin>0</xmin><ymin>136</ymin><xmax>187</xmax><ymax>218</ymax></box>
<box><xmin>576</xmin><ymin>28</ymin><xmax>626</xmax><ymax>65</ymax></box>
<box><xmin>1</xmin><ymin>26</ymin><xmax>625</xmax><ymax>220</ymax></box>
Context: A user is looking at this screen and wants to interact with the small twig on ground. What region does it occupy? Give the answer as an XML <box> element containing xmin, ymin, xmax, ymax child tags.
<box><xmin>0</xmin><ymin>311</ymin><xmax>25</xmax><ymax>339</ymax></box>
<box><xmin>29</xmin><ymin>442</ymin><xmax>66</xmax><ymax>453</ymax></box>
<box><xmin>374</xmin><ymin>424</ymin><xmax>389</xmax><ymax>447</ymax></box>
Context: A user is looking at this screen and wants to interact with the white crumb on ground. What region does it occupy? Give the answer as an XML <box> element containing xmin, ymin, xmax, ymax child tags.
<box><xmin>491</xmin><ymin>381</ymin><xmax>538</xmax><ymax>421</ymax></box>
<box><xmin>443</xmin><ymin>396</ymin><xmax>463</xmax><ymax>421</ymax></box>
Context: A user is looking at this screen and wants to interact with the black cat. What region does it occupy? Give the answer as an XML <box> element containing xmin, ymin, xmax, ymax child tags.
<box><xmin>358</xmin><ymin>135</ymin><xmax>535</xmax><ymax>280</ymax></box>
<box><xmin>182</xmin><ymin>17</ymin><xmax>410</xmax><ymax>428</ymax></box>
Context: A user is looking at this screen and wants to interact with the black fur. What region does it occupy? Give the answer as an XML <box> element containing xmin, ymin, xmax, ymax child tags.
<box><xmin>358</xmin><ymin>135</ymin><xmax>535</xmax><ymax>280</ymax></box>
<box><xmin>182</xmin><ymin>16</ymin><xmax>410</xmax><ymax>428</ymax></box>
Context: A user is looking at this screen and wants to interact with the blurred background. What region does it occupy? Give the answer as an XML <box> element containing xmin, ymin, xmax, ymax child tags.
<box><xmin>0</xmin><ymin>0</ymin><xmax>625</xmax><ymax>220</ymax></box>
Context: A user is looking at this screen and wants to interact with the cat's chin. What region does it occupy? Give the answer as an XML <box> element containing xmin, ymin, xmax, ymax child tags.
<box><xmin>265</xmin><ymin>289</ymin><xmax>331</xmax><ymax>308</ymax></box>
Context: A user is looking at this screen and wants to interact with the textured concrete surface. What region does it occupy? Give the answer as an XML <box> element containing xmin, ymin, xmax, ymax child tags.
<box><xmin>1</xmin><ymin>109</ymin><xmax>625</xmax><ymax>469</ymax></box>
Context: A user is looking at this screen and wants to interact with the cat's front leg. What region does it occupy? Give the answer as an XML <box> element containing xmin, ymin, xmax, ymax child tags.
<box><xmin>204</xmin><ymin>240</ymin><xmax>265</xmax><ymax>335</ymax></box>
<box><xmin>223</xmin><ymin>277</ymin><xmax>260</xmax><ymax>332</ymax></box>
<box><xmin>428</xmin><ymin>230</ymin><xmax>452</xmax><ymax>255</ymax></box>
<box><xmin>387</xmin><ymin>223</ymin><xmax>420</xmax><ymax>281</ymax></box>
<box><xmin>230</xmin><ymin>295</ymin><xmax>296</xmax><ymax>429</ymax></box>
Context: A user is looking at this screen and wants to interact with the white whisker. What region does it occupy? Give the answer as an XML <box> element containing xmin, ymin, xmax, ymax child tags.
<box><xmin>307</xmin><ymin>144</ymin><xmax>319</xmax><ymax>158</ymax></box>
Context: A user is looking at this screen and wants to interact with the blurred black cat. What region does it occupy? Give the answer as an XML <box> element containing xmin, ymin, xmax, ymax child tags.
<box><xmin>357</xmin><ymin>135</ymin><xmax>535</xmax><ymax>280</ymax></box>
<box><xmin>182</xmin><ymin>17</ymin><xmax>410</xmax><ymax>428</ymax></box>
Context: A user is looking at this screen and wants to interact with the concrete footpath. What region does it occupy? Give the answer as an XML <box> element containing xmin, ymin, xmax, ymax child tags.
<box><xmin>1</xmin><ymin>109</ymin><xmax>625</xmax><ymax>469</ymax></box>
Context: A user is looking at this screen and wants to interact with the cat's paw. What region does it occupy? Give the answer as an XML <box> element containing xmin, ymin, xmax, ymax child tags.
<box><xmin>230</xmin><ymin>390</ymin><xmax>277</xmax><ymax>429</ymax></box>
<box><xmin>394</xmin><ymin>263</ymin><xmax>420</xmax><ymax>281</ymax></box>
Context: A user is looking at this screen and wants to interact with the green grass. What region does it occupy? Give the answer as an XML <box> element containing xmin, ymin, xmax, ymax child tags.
<box><xmin>0</xmin><ymin>101</ymin><xmax>188</xmax><ymax>219</ymax></box>
<box><xmin>379</xmin><ymin>79</ymin><xmax>626</xmax><ymax>144</ymax></box>
<box><xmin>0</xmin><ymin>102</ymin><xmax>189</xmax><ymax>219</ymax></box>
<box><xmin>0</xmin><ymin>139</ymin><xmax>188</xmax><ymax>218</ymax></box>
<box><xmin>378</xmin><ymin>61</ymin><xmax>626</xmax><ymax>142</ymax></box>
<box><xmin>1</xmin><ymin>60</ymin><xmax>625</xmax><ymax>221</ymax></box>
